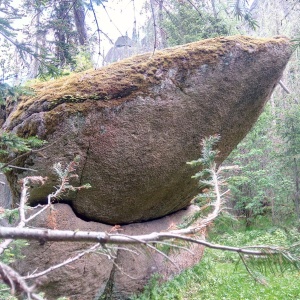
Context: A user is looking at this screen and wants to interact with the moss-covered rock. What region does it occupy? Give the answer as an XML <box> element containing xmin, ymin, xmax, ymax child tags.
<box><xmin>3</xmin><ymin>35</ymin><xmax>292</xmax><ymax>224</ymax></box>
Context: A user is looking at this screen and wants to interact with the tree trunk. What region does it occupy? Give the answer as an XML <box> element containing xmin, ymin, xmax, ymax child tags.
<box><xmin>211</xmin><ymin>0</ymin><xmax>218</xmax><ymax>19</ymax></box>
<box><xmin>157</xmin><ymin>0</ymin><xmax>167</xmax><ymax>49</ymax></box>
<box><xmin>53</xmin><ymin>0</ymin><xmax>74</xmax><ymax>67</ymax></box>
<box><xmin>294</xmin><ymin>157</ymin><xmax>300</xmax><ymax>219</ymax></box>
<box><xmin>73</xmin><ymin>0</ymin><xmax>88</xmax><ymax>46</ymax></box>
<box><xmin>32</xmin><ymin>9</ymin><xmax>42</xmax><ymax>77</ymax></box>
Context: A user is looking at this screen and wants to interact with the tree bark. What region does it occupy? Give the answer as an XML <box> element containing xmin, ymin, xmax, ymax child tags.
<box><xmin>73</xmin><ymin>0</ymin><xmax>88</xmax><ymax>46</ymax></box>
<box><xmin>294</xmin><ymin>157</ymin><xmax>300</xmax><ymax>219</ymax></box>
<box><xmin>211</xmin><ymin>0</ymin><xmax>218</xmax><ymax>19</ymax></box>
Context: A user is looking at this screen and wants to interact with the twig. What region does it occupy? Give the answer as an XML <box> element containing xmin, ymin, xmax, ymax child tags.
<box><xmin>0</xmin><ymin>239</ymin><xmax>13</xmax><ymax>256</ymax></box>
<box><xmin>154</xmin><ymin>241</ymin><xmax>195</xmax><ymax>255</ymax></box>
<box><xmin>185</xmin><ymin>0</ymin><xmax>202</xmax><ymax>17</ymax></box>
<box><xmin>0</xmin><ymin>176</ymin><xmax>47</xmax><ymax>255</ymax></box>
<box><xmin>23</xmin><ymin>243</ymin><xmax>100</xmax><ymax>280</ymax></box>
<box><xmin>100</xmin><ymin>2</ymin><xmax>124</xmax><ymax>37</ymax></box>
<box><xmin>0</xmin><ymin>262</ymin><xmax>43</xmax><ymax>300</ymax></box>
<box><xmin>115</xmin><ymin>233</ymin><xmax>179</xmax><ymax>270</ymax></box>
<box><xmin>89</xmin><ymin>0</ymin><xmax>101</xmax><ymax>57</ymax></box>
<box><xmin>238</xmin><ymin>252</ymin><xmax>266</xmax><ymax>284</ymax></box>
<box><xmin>6</xmin><ymin>165</ymin><xmax>37</xmax><ymax>172</ymax></box>
<box><xmin>112</xmin><ymin>259</ymin><xmax>138</xmax><ymax>280</ymax></box>
<box><xmin>279</xmin><ymin>80</ymin><xmax>291</xmax><ymax>94</ymax></box>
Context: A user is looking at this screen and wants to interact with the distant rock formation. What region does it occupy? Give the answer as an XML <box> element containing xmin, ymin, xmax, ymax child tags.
<box><xmin>104</xmin><ymin>35</ymin><xmax>137</xmax><ymax>64</ymax></box>
<box><xmin>2</xmin><ymin>36</ymin><xmax>292</xmax><ymax>224</ymax></box>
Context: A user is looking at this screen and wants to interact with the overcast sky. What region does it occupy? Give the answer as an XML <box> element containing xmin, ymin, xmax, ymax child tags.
<box><xmin>92</xmin><ymin>0</ymin><xmax>146</xmax><ymax>51</ymax></box>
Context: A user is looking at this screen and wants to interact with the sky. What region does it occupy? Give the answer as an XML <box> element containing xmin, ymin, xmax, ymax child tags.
<box><xmin>4</xmin><ymin>0</ymin><xmax>147</xmax><ymax>64</ymax></box>
<box><xmin>1</xmin><ymin>0</ymin><xmax>257</xmax><ymax>80</ymax></box>
<box><xmin>91</xmin><ymin>0</ymin><xmax>147</xmax><ymax>56</ymax></box>
<box><xmin>5</xmin><ymin>0</ymin><xmax>257</xmax><ymax>56</ymax></box>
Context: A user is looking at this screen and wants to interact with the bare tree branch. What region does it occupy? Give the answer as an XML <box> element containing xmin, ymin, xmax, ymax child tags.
<box><xmin>0</xmin><ymin>226</ymin><xmax>283</xmax><ymax>257</ymax></box>
<box><xmin>0</xmin><ymin>176</ymin><xmax>45</xmax><ymax>256</ymax></box>
<box><xmin>23</xmin><ymin>243</ymin><xmax>100</xmax><ymax>280</ymax></box>
<box><xmin>0</xmin><ymin>262</ymin><xmax>43</xmax><ymax>300</ymax></box>
<box><xmin>89</xmin><ymin>0</ymin><xmax>102</xmax><ymax>58</ymax></box>
<box><xmin>279</xmin><ymin>80</ymin><xmax>291</xmax><ymax>94</ymax></box>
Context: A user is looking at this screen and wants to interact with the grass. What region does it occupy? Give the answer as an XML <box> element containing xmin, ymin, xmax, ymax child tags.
<box><xmin>132</xmin><ymin>216</ymin><xmax>300</xmax><ymax>300</ymax></box>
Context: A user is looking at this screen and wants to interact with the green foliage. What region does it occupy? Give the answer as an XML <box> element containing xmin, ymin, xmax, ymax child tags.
<box><xmin>291</xmin><ymin>35</ymin><xmax>300</xmax><ymax>51</ymax></box>
<box><xmin>132</xmin><ymin>222</ymin><xmax>300</xmax><ymax>300</ymax></box>
<box><xmin>132</xmin><ymin>252</ymin><xmax>300</xmax><ymax>299</ymax></box>
<box><xmin>0</xmin><ymin>208</ymin><xmax>19</xmax><ymax>224</ymax></box>
<box><xmin>0</xmin><ymin>132</ymin><xmax>45</xmax><ymax>156</ymax></box>
<box><xmin>52</xmin><ymin>157</ymin><xmax>92</xmax><ymax>192</ymax></box>
<box><xmin>0</xmin><ymin>39</ymin><xmax>16</xmax><ymax>83</ymax></box>
<box><xmin>187</xmin><ymin>135</ymin><xmax>220</xmax><ymax>189</ymax></box>
<box><xmin>73</xmin><ymin>49</ymin><xmax>93</xmax><ymax>72</ymax></box>
<box><xmin>0</xmin><ymin>83</ymin><xmax>35</xmax><ymax>105</ymax></box>
<box><xmin>0</xmin><ymin>2</ymin><xmax>21</xmax><ymax>40</ymax></box>
<box><xmin>279</xmin><ymin>103</ymin><xmax>300</xmax><ymax>161</ymax></box>
<box><xmin>0</xmin><ymin>286</ymin><xmax>17</xmax><ymax>300</ymax></box>
<box><xmin>178</xmin><ymin>210</ymin><xmax>204</xmax><ymax>229</ymax></box>
<box><xmin>37</xmin><ymin>63</ymin><xmax>71</xmax><ymax>81</ymax></box>
<box><xmin>224</xmin><ymin>105</ymin><xmax>296</xmax><ymax>225</ymax></box>
<box><xmin>86</xmin><ymin>0</ymin><xmax>108</xmax><ymax>9</ymax></box>
<box><xmin>0</xmin><ymin>17</ymin><xmax>16</xmax><ymax>38</ymax></box>
<box><xmin>1</xmin><ymin>240</ymin><xmax>28</xmax><ymax>265</ymax></box>
<box><xmin>0</xmin><ymin>239</ymin><xmax>28</xmax><ymax>300</ymax></box>
<box><xmin>162</xmin><ymin>2</ymin><xmax>231</xmax><ymax>47</ymax></box>
<box><xmin>228</xmin><ymin>0</ymin><xmax>258</xmax><ymax>30</ymax></box>
<box><xmin>277</xmin><ymin>102</ymin><xmax>300</xmax><ymax>219</ymax></box>
<box><xmin>180</xmin><ymin>135</ymin><xmax>221</xmax><ymax>227</ymax></box>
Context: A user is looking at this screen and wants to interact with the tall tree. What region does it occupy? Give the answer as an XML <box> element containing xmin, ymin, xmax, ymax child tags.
<box><xmin>73</xmin><ymin>0</ymin><xmax>88</xmax><ymax>46</ymax></box>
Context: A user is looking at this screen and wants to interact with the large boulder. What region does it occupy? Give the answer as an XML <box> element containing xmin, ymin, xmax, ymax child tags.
<box><xmin>2</xmin><ymin>35</ymin><xmax>292</xmax><ymax>224</ymax></box>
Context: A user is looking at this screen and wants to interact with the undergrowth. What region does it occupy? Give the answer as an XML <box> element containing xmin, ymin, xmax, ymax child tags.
<box><xmin>132</xmin><ymin>216</ymin><xmax>300</xmax><ymax>300</ymax></box>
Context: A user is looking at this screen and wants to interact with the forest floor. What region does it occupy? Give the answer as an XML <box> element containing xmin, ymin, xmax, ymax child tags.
<box><xmin>132</xmin><ymin>216</ymin><xmax>300</xmax><ymax>300</ymax></box>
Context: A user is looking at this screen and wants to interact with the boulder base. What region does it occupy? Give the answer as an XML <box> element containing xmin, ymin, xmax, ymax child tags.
<box><xmin>15</xmin><ymin>204</ymin><xmax>204</xmax><ymax>300</ymax></box>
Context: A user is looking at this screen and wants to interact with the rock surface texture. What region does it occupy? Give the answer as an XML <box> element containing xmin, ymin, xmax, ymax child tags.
<box><xmin>15</xmin><ymin>204</ymin><xmax>204</xmax><ymax>300</ymax></box>
<box><xmin>3</xmin><ymin>35</ymin><xmax>292</xmax><ymax>224</ymax></box>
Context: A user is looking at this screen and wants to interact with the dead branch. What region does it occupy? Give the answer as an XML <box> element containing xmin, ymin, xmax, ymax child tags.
<box><xmin>89</xmin><ymin>0</ymin><xmax>102</xmax><ymax>58</ymax></box>
<box><xmin>0</xmin><ymin>262</ymin><xmax>43</xmax><ymax>300</ymax></box>
<box><xmin>0</xmin><ymin>226</ymin><xmax>281</xmax><ymax>257</ymax></box>
<box><xmin>279</xmin><ymin>80</ymin><xmax>291</xmax><ymax>94</ymax></box>
<box><xmin>23</xmin><ymin>243</ymin><xmax>100</xmax><ymax>280</ymax></box>
<box><xmin>0</xmin><ymin>157</ymin><xmax>274</xmax><ymax>257</ymax></box>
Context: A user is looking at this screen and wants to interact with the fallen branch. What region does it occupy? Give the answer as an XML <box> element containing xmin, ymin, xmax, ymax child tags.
<box><xmin>23</xmin><ymin>243</ymin><xmax>100</xmax><ymax>280</ymax></box>
<box><xmin>279</xmin><ymin>80</ymin><xmax>291</xmax><ymax>94</ymax></box>
<box><xmin>0</xmin><ymin>262</ymin><xmax>43</xmax><ymax>300</ymax></box>
<box><xmin>0</xmin><ymin>226</ymin><xmax>282</xmax><ymax>257</ymax></box>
